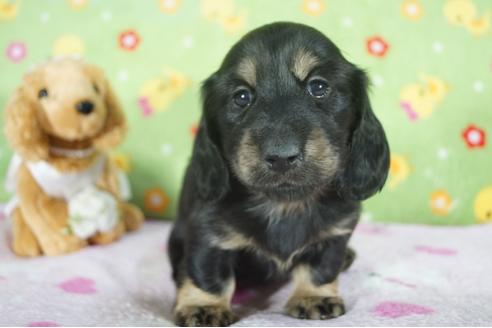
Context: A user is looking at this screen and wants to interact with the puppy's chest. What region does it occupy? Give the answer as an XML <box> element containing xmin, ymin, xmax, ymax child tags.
<box><xmin>213</xmin><ymin>201</ymin><xmax>354</xmax><ymax>269</ymax></box>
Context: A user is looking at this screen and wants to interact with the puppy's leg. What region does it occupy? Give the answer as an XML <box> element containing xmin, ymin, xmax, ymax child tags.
<box><xmin>11</xmin><ymin>208</ymin><xmax>42</xmax><ymax>257</ymax></box>
<box><xmin>173</xmin><ymin>245</ymin><xmax>237</xmax><ymax>327</ymax></box>
<box><xmin>286</xmin><ymin>238</ymin><xmax>349</xmax><ymax>320</ymax></box>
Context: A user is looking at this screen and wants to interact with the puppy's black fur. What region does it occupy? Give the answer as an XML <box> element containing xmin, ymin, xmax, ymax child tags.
<box><xmin>169</xmin><ymin>22</ymin><xmax>390</xmax><ymax>326</ymax></box>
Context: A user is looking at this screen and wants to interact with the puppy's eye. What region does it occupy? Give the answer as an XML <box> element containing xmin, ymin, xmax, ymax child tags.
<box><xmin>307</xmin><ymin>78</ymin><xmax>330</xmax><ymax>98</ymax></box>
<box><xmin>93</xmin><ymin>83</ymin><xmax>100</xmax><ymax>94</ymax></box>
<box><xmin>233</xmin><ymin>88</ymin><xmax>253</xmax><ymax>108</ymax></box>
<box><xmin>38</xmin><ymin>88</ymin><xmax>48</xmax><ymax>99</ymax></box>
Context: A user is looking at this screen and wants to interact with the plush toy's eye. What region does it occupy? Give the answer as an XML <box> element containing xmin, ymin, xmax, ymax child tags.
<box><xmin>38</xmin><ymin>88</ymin><xmax>48</xmax><ymax>99</ymax></box>
<box><xmin>307</xmin><ymin>78</ymin><xmax>330</xmax><ymax>98</ymax></box>
<box><xmin>233</xmin><ymin>88</ymin><xmax>253</xmax><ymax>108</ymax></box>
<box><xmin>93</xmin><ymin>83</ymin><xmax>100</xmax><ymax>94</ymax></box>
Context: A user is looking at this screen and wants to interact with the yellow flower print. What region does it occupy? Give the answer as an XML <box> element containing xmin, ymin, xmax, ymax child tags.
<box><xmin>302</xmin><ymin>0</ymin><xmax>326</xmax><ymax>16</ymax></box>
<box><xmin>138</xmin><ymin>68</ymin><xmax>191</xmax><ymax>116</ymax></box>
<box><xmin>400</xmin><ymin>75</ymin><xmax>448</xmax><ymax>121</ymax></box>
<box><xmin>401</xmin><ymin>0</ymin><xmax>423</xmax><ymax>21</ymax></box>
<box><xmin>201</xmin><ymin>0</ymin><xmax>246</xmax><ymax>33</ymax></box>
<box><xmin>474</xmin><ymin>186</ymin><xmax>492</xmax><ymax>223</ymax></box>
<box><xmin>144</xmin><ymin>188</ymin><xmax>170</xmax><ymax>214</ymax></box>
<box><xmin>53</xmin><ymin>34</ymin><xmax>85</xmax><ymax>57</ymax></box>
<box><xmin>158</xmin><ymin>0</ymin><xmax>181</xmax><ymax>14</ymax></box>
<box><xmin>430</xmin><ymin>190</ymin><xmax>453</xmax><ymax>216</ymax></box>
<box><xmin>110</xmin><ymin>152</ymin><xmax>131</xmax><ymax>173</ymax></box>
<box><xmin>0</xmin><ymin>0</ymin><xmax>19</xmax><ymax>20</ymax></box>
<box><xmin>388</xmin><ymin>154</ymin><xmax>411</xmax><ymax>190</ymax></box>
<box><xmin>443</xmin><ymin>0</ymin><xmax>490</xmax><ymax>36</ymax></box>
<box><xmin>67</xmin><ymin>0</ymin><xmax>88</xmax><ymax>10</ymax></box>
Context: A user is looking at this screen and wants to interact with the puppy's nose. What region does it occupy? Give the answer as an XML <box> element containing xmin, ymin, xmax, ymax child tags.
<box><xmin>264</xmin><ymin>144</ymin><xmax>302</xmax><ymax>173</ymax></box>
<box><xmin>75</xmin><ymin>100</ymin><xmax>94</xmax><ymax>115</ymax></box>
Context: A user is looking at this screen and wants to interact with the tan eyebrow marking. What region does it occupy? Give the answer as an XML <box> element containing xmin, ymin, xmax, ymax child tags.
<box><xmin>236</xmin><ymin>57</ymin><xmax>256</xmax><ymax>87</ymax></box>
<box><xmin>292</xmin><ymin>48</ymin><xmax>320</xmax><ymax>80</ymax></box>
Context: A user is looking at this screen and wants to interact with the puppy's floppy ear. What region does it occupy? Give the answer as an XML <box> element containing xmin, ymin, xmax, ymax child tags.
<box><xmin>336</xmin><ymin>70</ymin><xmax>390</xmax><ymax>201</ymax></box>
<box><xmin>191</xmin><ymin>74</ymin><xmax>230</xmax><ymax>202</ymax></box>
<box><xmin>87</xmin><ymin>65</ymin><xmax>127</xmax><ymax>150</ymax></box>
<box><xmin>4</xmin><ymin>84</ymin><xmax>49</xmax><ymax>162</ymax></box>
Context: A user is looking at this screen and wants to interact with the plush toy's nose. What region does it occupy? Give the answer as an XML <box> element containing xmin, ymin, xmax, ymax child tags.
<box><xmin>76</xmin><ymin>100</ymin><xmax>94</xmax><ymax>115</ymax></box>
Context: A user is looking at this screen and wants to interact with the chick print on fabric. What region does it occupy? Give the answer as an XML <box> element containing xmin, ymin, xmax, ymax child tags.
<box><xmin>0</xmin><ymin>0</ymin><xmax>491</xmax><ymax>225</ymax></box>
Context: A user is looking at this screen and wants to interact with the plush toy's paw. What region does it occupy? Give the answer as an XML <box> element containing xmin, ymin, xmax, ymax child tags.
<box><xmin>42</xmin><ymin>234</ymin><xmax>87</xmax><ymax>256</ymax></box>
<box><xmin>89</xmin><ymin>220</ymin><xmax>125</xmax><ymax>245</ymax></box>
<box><xmin>286</xmin><ymin>296</ymin><xmax>345</xmax><ymax>320</ymax></box>
<box><xmin>11</xmin><ymin>209</ymin><xmax>42</xmax><ymax>257</ymax></box>
<box><xmin>120</xmin><ymin>203</ymin><xmax>144</xmax><ymax>231</ymax></box>
<box><xmin>175</xmin><ymin>305</ymin><xmax>238</xmax><ymax>327</ymax></box>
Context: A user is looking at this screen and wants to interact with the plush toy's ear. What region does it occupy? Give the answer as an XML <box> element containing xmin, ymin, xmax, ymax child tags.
<box><xmin>4</xmin><ymin>86</ymin><xmax>49</xmax><ymax>162</ymax></box>
<box><xmin>336</xmin><ymin>70</ymin><xmax>390</xmax><ymax>201</ymax></box>
<box><xmin>88</xmin><ymin>65</ymin><xmax>127</xmax><ymax>150</ymax></box>
<box><xmin>191</xmin><ymin>74</ymin><xmax>230</xmax><ymax>202</ymax></box>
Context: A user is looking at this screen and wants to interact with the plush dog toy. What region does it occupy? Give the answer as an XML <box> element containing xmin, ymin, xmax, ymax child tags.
<box><xmin>3</xmin><ymin>58</ymin><xmax>144</xmax><ymax>257</ymax></box>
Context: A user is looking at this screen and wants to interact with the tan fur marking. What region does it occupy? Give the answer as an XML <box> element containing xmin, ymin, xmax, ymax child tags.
<box><xmin>236</xmin><ymin>58</ymin><xmax>256</xmax><ymax>86</ymax></box>
<box><xmin>291</xmin><ymin>265</ymin><xmax>338</xmax><ymax>299</ymax></box>
<box><xmin>292</xmin><ymin>48</ymin><xmax>320</xmax><ymax>80</ymax></box>
<box><xmin>233</xmin><ymin>130</ymin><xmax>260</xmax><ymax>184</ymax></box>
<box><xmin>211</xmin><ymin>215</ymin><xmax>355</xmax><ymax>271</ymax></box>
<box><xmin>175</xmin><ymin>278</ymin><xmax>235</xmax><ymax>312</ymax></box>
<box><xmin>305</xmin><ymin>128</ymin><xmax>340</xmax><ymax>178</ymax></box>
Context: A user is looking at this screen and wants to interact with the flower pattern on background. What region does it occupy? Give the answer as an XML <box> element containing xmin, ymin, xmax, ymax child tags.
<box><xmin>400</xmin><ymin>75</ymin><xmax>448</xmax><ymax>120</ymax></box>
<box><xmin>138</xmin><ymin>68</ymin><xmax>191</xmax><ymax>116</ymax></box>
<box><xmin>0</xmin><ymin>0</ymin><xmax>19</xmax><ymax>20</ymax></box>
<box><xmin>5</xmin><ymin>41</ymin><xmax>26</xmax><ymax>63</ymax></box>
<box><xmin>474</xmin><ymin>186</ymin><xmax>492</xmax><ymax>223</ymax></box>
<box><xmin>53</xmin><ymin>34</ymin><xmax>84</xmax><ymax>57</ymax></box>
<box><xmin>201</xmin><ymin>0</ymin><xmax>246</xmax><ymax>33</ymax></box>
<box><xmin>110</xmin><ymin>152</ymin><xmax>131</xmax><ymax>173</ymax></box>
<box><xmin>119</xmin><ymin>30</ymin><xmax>140</xmax><ymax>51</ymax></box>
<box><xmin>388</xmin><ymin>154</ymin><xmax>411</xmax><ymax>190</ymax></box>
<box><xmin>429</xmin><ymin>190</ymin><xmax>453</xmax><ymax>216</ymax></box>
<box><xmin>144</xmin><ymin>187</ymin><xmax>170</xmax><ymax>214</ymax></box>
<box><xmin>366</xmin><ymin>36</ymin><xmax>389</xmax><ymax>57</ymax></box>
<box><xmin>462</xmin><ymin>124</ymin><xmax>486</xmax><ymax>149</ymax></box>
<box><xmin>0</xmin><ymin>0</ymin><xmax>491</xmax><ymax>224</ymax></box>
<box><xmin>301</xmin><ymin>0</ymin><xmax>326</xmax><ymax>16</ymax></box>
<box><xmin>401</xmin><ymin>0</ymin><xmax>423</xmax><ymax>20</ymax></box>
<box><xmin>443</xmin><ymin>0</ymin><xmax>491</xmax><ymax>36</ymax></box>
<box><xmin>158</xmin><ymin>0</ymin><xmax>181</xmax><ymax>14</ymax></box>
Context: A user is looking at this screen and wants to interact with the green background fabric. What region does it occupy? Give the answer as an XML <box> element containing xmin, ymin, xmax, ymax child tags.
<box><xmin>1</xmin><ymin>0</ymin><xmax>491</xmax><ymax>225</ymax></box>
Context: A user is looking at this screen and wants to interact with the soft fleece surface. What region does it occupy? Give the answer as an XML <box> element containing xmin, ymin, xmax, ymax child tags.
<box><xmin>1</xmin><ymin>216</ymin><xmax>491</xmax><ymax>326</ymax></box>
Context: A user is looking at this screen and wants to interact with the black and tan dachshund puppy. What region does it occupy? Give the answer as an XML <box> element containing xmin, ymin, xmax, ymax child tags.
<box><xmin>168</xmin><ymin>22</ymin><xmax>390</xmax><ymax>326</ymax></box>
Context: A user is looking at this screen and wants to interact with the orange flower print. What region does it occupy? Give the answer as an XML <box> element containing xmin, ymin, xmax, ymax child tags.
<box><xmin>68</xmin><ymin>0</ymin><xmax>88</xmax><ymax>10</ymax></box>
<box><xmin>366</xmin><ymin>36</ymin><xmax>389</xmax><ymax>57</ymax></box>
<box><xmin>301</xmin><ymin>0</ymin><xmax>325</xmax><ymax>16</ymax></box>
<box><xmin>158</xmin><ymin>0</ymin><xmax>181</xmax><ymax>14</ymax></box>
<box><xmin>430</xmin><ymin>190</ymin><xmax>453</xmax><ymax>216</ymax></box>
<box><xmin>144</xmin><ymin>188</ymin><xmax>170</xmax><ymax>213</ymax></box>
<box><xmin>119</xmin><ymin>30</ymin><xmax>140</xmax><ymax>51</ymax></box>
<box><xmin>401</xmin><ymin>0</ymin><xmax>423</xmax><ymax>20</ymax></box>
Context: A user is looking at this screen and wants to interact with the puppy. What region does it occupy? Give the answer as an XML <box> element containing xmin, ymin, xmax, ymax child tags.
<box><xmin>168</xmin><ymin>22</ymin><xmax>390</xmax><ymax>326</ymax></box>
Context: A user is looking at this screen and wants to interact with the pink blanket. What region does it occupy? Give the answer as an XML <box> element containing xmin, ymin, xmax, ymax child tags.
<box><xmin>1</xmin><ymin>215</ymin><xmax>491</xmax><ymax>326</ymax></box>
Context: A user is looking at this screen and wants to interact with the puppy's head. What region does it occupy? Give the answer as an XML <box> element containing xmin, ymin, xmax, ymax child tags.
<box><xmin>5</xmin><ymin>58</ymin><xmax>126</xmax><ymax>161</ymax></box>
<box><xmin>194</xmin><ymin>22</ymin><xmax>389</xmax><ymax>202</ymax></box>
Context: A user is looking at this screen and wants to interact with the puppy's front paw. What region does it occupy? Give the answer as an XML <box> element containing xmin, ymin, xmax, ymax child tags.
<box><xmin>175</xmin><ymin>305</ymin><xmax>237</xmax><ymax>327</ymax></box>
<box><xmin>286</xmin><ymin>296</ymin><xmax>345</xmax><ymax>320</ymax></box>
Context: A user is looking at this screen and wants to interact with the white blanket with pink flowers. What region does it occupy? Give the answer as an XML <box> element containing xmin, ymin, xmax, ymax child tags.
<box><xmin>1</xmin><ymin>213</ymin><xmax>491</xmax><ymax>326</ymax></box>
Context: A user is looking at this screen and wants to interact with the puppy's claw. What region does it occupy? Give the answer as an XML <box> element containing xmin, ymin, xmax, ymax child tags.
<box><xmin>286</xmin><ymin>296</ymin><xmax>345</xmax><ymax>320</ymax></box>
<box><xmin>175</xmin><ymin>305</ymin><xmax>237</xmax><ymax>327</ymax></box>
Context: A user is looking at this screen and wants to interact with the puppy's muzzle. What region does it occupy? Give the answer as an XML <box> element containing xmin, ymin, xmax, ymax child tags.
<box><xmin>76</xmin><ymin>100</ymin><xmax>94</xmax><ymax>115</ymax></box>
<box><xmin>263</xmin><ymin>141</ymin><xmax>303</xmax><ymax>173</ymax></box>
